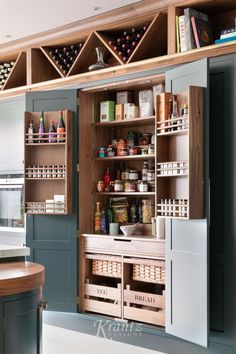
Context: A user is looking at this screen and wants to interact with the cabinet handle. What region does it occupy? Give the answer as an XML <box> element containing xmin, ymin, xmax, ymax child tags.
<box><xmin>38</xmin><ymin>301</ymin><xmax>48</xmax><ymax>310</ymax></box>
<box><xmin>114</xmin><ymin>238</ymin><xmax>131</xmax><ymax>242</ymax></box>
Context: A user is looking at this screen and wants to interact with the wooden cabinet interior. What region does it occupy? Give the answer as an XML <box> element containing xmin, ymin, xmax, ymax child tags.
<box><xmin>24</xmin><ymin>110</ymin><xmax>72</xmax><ymax>214</ymax></box>
<box><xmin>79</xmin><ymin>78</ymin><xmax>163</xmax><ymax>236</ymax></box>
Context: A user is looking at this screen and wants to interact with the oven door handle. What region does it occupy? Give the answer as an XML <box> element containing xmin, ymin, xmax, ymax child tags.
<box><xmin>0</xmin><ymin>185</ymin><xmax>23</xmax><ymax>189</ymax></box>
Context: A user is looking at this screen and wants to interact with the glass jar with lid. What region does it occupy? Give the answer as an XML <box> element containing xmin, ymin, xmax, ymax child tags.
<box><xmin>129</xmin><ymin>170</ymin><xmax>139</xmax><ymax>181</ymax></box>
<box><xmin>142</xmin><ymin>199</ymin><xmax>154</xmax><ymax>223</ymax></box>
<box><xmin>114</xmin><ymin>180</ymin><xmax>124</xmax><ymax>192</ymax></box>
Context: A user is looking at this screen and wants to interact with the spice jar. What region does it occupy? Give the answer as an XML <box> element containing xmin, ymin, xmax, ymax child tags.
<box><xmin>129</xmin><ymin>170</ymin><xmax>139</xmax><ymax>181</ymax></box>
<box><xmin>97</xmin><ymin>181</ymin><xmax>105</xmax><ymax>192</ymax></box>
<box><xmin>140</xmin><ymin>146</ymin><xmax>148</xmax><ymax>155</ymax></box>
<box><xmin>116</xmin><ymin>139</ymin><xmax>127</xmax><ymax>156</ymax></box>
<box><xmin>139</xmin><ymin>133</ymin><xmax>152</xmax><ymax>146</ymax></box>
<box><xmin>37</xmin><ymin>166</ymin><xmax>42</xmax><ymax>178</ymax></box>
<box><xmin>119</xmin><ymin>147</ymin><xmax>128</xmax><ymax>156</ymax></box>
<box><xmin>107</xmin><ymin>145</ymin><xmax>115</xmax><ymax>157</ymax></box>
<box><xmin>139</xmin><ymin>181</ymin><xmax>148</xmax><ymax>192</ymax></box>
<box><xmin>99</xmin><ymin>147</ymin><xmax>107</xmax><ymax>158</ymax></box>
<box><xmin>124</xmin><ymin>180</ymin><xmax>136</xmax><ymax>192</ymax></box>
<box><xmin>114</xmin><ymin>180</ymin><xmax>124</xmax><ymax>192</ymax></box>
<box><xmin>147</xmin><ymin>169</ymin><xmax>155</xmax><ymax>181</ymax></box>
<box><xmin>148</xmin><ymin>144</ymin><xmax>155</xmax><ymax>155</ymax></box>
<box><xmin>142</xmin><ymin>199</ymin><xmax>154</xmax><ymax>223</ymax></box>
<box><xmin>128</xmin><ymin>146</ymin><xmax>139</xmax><ymax>156</ymax></box>
<box><xmin>121</xmin><ymin>168</ymin><xmax>130</xmax><ymax>181</ymax></box>
<box><xmin>127</xmin><ymin>131</ymin><xmax>136</xmax><ymax>147</ymax></box>
<box><xmin>28</xmin><ymin>167</ymin><xmax>33</xmax><ymax>178</ymax></box>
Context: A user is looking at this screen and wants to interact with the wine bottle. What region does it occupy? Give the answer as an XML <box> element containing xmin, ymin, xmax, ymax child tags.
<box><xmin>130</xmin><ymin>202</ymin><xmax>138</xmax><ymax>223</ymax></box>
<box><xmin>38</xmin><ymin>111</ymin><xmax>45</xmax><ymax>143</ymax></box>
<box><xmin>57</xmin><ymin>111</ymin><xmax>65</xmax><ymax>142</ymax></box>
<box><xmin>48</xmin><ymin>119</ymin><xmax>57</xmax><ymax>143</ymax></box>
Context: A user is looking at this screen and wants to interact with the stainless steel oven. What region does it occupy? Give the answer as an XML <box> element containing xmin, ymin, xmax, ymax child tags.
<box><xmin>0</xmin><ymin>174</ymin><xmax>24</xmax><ymax>230</ymax></box>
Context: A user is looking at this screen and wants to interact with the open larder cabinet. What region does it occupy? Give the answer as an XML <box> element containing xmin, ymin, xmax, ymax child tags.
<box><xmin>79</xmin><ymin>58</ymin><xmax>209</xmax><ymax>348</ymax></box>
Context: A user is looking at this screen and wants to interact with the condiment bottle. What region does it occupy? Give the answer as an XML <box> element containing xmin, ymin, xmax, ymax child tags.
<box><xmin>103</xmin><ymin>167</ymin><xmax>111</xmax><ymax>186</ymax></box>
<box><xmin>28</xmin><ymin>120</ymin><xmax>35</xmax><ymax>143</ymax></box>
<box><xmin>142</xmin><ymin>160</ymin><xmax>148</xmax><ymax>181</ymax></box>
<box><xmin>48</xmin><ymin>119</ymin><xmax>57</xmax><ymax>143</ymax></box>
<box><xmin>38</xmin><ymin>111</ymin><xmax>45</xmax><ymax>143</ymax></box>
<box><xmin>130</xmin><ymin>202</ymin><xmax>138</xmax><ymax>223</ymax></box>
<box><xmin>57</xmin><ymin>110</ymin><xmax>65</xmax><ymax>142</ymax></box>
<box><xmin>100</xmin><ymin>208</ymin><xmax>107</xmax><ymax>234</ymax></box>
<box><xmin>94</xmin><ymin>202</ymin><xmax>101</xmax><ymax>234</ymax></box>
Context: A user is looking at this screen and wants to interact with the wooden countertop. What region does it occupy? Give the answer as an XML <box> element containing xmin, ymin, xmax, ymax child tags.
<box><xmin>0</xmin><ymin>261</ymin><xmax>45</xmax><ymax>296</ymax></box>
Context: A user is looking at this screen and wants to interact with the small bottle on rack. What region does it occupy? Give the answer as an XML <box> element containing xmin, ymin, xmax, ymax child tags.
<box><xmin>57</xmin><ymin>110</ymin><xmax>65</xmax><ymax>142</ymax></box>
<box><xmin>168</xmin><ymin>96</ymin><xmax>173</xmax><ymax>131</ymax></box>
<box><xmin>182</xmin><ymin>104</ymin><xmax>188</xmax><ymax>129</ymax></box>
<box><xmin>142</xmin><ymin>160</ymin><xmax>148</xmax><ymax>181</ymax></box>
<box><xmin>48</xmin><ymin>120</ymin><xmax>57</xmax><ymax>143</ymax></box>
<box><xmin>100</xmin><ymin>208</ymin><xmax>107</xmax><ymax>234</ymax></box>
<box><xmin>38</xmin><ymin>112</ymin><xmax>45</xmax><ymax>143</ymax></box>
<box><xmin>28</xmin><ymin>120</ymin><xmax>35</xmax><ymax>143</ymax></box>
<box><xmin>172</xmin><ymin>95</ymin><xmax>178</xmax><ymax>131</ymax></box>
<box><xmin>94</xmin><ymin>202</ymin><xmax>101</xmax><ymax>234</ymax></box>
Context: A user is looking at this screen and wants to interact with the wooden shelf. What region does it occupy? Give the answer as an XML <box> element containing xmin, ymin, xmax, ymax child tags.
<box><xmin>96</xmin><ymin>154</ymin><xmax>155</xmax><ymax>161</ymax></box>
<box><xmin>26</xmin><ymin>142</ymin><xmax>66</xmax><ymax>146</ymax></box>
<box><xmin>157</xmin><ymin>129</ymin><xmax>188</xmax><ymax>137</ymax></box>
<box><xmin>157</xmin><ymin>174</ymin><xmax>188</xmax><ymax>178</ymax></box>
<box><xmin>96</xmin><ymin>192</ymin><xmax>155</xmax><ymax>196</ymax></box>
<box><xmin>1</xmin><ymin>52</ymin><xmax>27</xmax><ymax>91</ymax></box>
<box><xmin>94</xmin><ymin>116</ymin><xmax>155</xmax><ymax>127</ymax></box>
<box><xmin>26</xmin><ymin>178</ymin><xmax>66</xmax><ymax>181</ymax></box>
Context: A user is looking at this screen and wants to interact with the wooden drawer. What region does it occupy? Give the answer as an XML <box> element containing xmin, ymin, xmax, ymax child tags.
<box><xmin>83</xmin><ymin>236</ymin><xmax>165</xmax><ymax>258</ymax></box>
<box><xmin>83</xmin><ymin>283</ymin><xmax>121</xmax><ymax>317</ymax></box>
<box><xmin>123</xmin><ymin>285</ymin><xmax>165</xmax><ymax>326</ymax></box>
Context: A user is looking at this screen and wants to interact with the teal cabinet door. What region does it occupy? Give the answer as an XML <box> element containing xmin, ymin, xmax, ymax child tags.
<box><xmin>26</xmin><ymin>90</ymin><xmax>78</xmax><ymax>312</ymax></box>
<box><xmin>165</xmin><ymin>59</ymin><xmax>209</xmax><ymax>347</ymax></box>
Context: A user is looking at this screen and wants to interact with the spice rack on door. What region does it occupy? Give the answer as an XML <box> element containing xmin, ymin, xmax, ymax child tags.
<box><xmin>156</xmin><ymin>85</ymin><xmax>204</xmax><ymax>219</ymax></box>
<box><xmin>24</xmin><ymin>109</ymin><xmax>72</xmax><ymax>215</ymax></box>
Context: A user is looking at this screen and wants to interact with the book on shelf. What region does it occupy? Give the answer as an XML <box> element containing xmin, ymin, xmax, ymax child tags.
<box><xmin>178</xmin><ymin>15</ymin><xmax>187</xmax><ymax>52</ymax></box>
<box><xmin>191</xmin><ymin>16</ymin><xmax>213</xmax><ymax>48</ymax></box>
<box><xmin>215</xmin><ymin>35</ymin><xmax>236</xmax><ymax>44</ymax></box>
<box><xmin>184</xmin><ymin>8</ymin><xmax>208</xmax><ymax>50</ymax></box>
<box><xmin>176</xmin><ymin>15</ymin><xmax>180</xmax><ymax>53</ymax></box>
<box><xmin>220</xmin><ymin>30</ymin><xmax>236</xmax><ymax>39</ymax></box>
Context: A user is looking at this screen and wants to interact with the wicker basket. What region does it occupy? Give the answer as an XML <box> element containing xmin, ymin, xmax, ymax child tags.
<box><xmin>92</xmin><ymin>258</ymin><xmax>122</xmax><ymax>278</ymax></box>
<box><xmin>133</xmin><ymin>261</ymin><xmax>165</xmax><ymax>284</ymax></box>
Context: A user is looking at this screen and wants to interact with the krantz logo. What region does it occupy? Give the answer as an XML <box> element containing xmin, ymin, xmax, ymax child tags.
<box><xmin>93</xmin><ymin>319</ymin><xmax>142</xmax><ymax>339</ymax></box>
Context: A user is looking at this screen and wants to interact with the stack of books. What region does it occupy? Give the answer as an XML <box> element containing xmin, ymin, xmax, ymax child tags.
<box><xmin>176</xmin><ymin>8</ymin><xmax>212</xmax><ymax>52</ymax></box>
<box><xmin>215</xmin><ymin>28</ymin><xmax>236</xmax><ymax>44</ymax></box>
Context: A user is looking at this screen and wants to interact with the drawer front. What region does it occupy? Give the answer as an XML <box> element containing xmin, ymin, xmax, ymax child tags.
<box><xmin>84</xmin><ymin>237</ymin><xmax>165</xmax><ymax>258</ymax></box>
<box><xmin>124</xmin><ymin>306</ymin><xmax>165</xmax><ymax>326</ymax></box>
<box><xmin>84</xmin><ymin>284</ymin><xmax>121</xmax><ymax>301</ymax></box>
<box><xmin>124</xmin><ymin>289</ymin><xmax>165</xmax><ymax>308</ymax></box>
<box><xmin>84</xmin><ymin>299</ymin><xmax>121</xmax><ymax>317</ymax></box>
